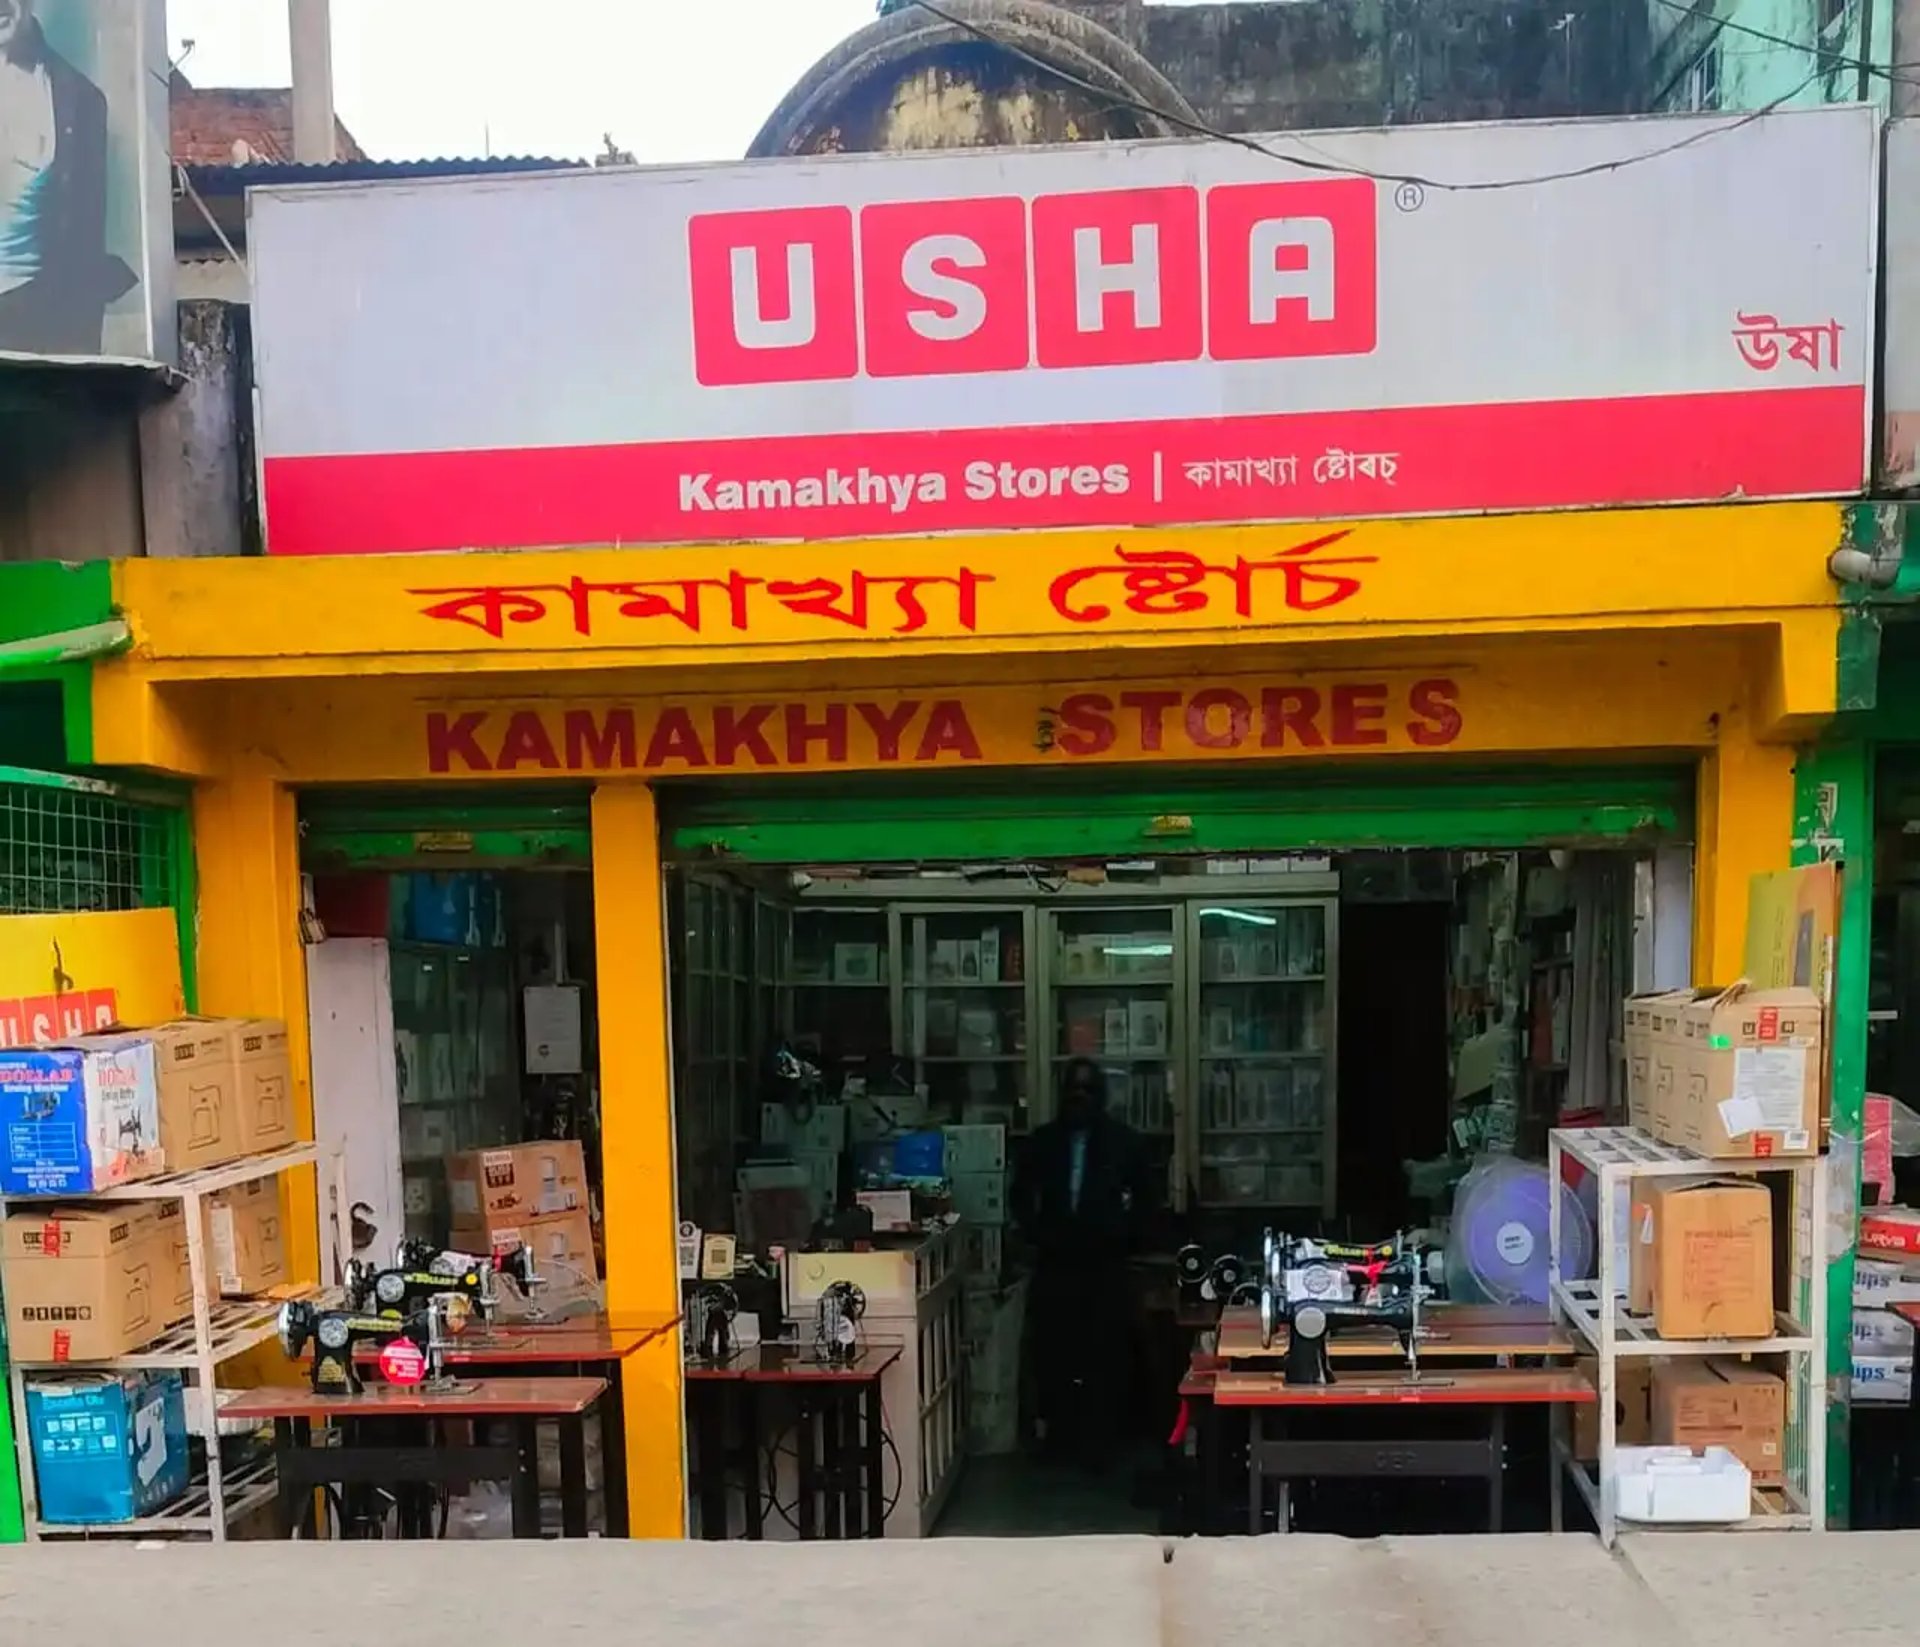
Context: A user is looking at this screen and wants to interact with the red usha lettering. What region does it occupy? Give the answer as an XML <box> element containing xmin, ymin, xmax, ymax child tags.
<box><xmin>687</xmin><ymin>178</ymin><xmax>1377</xmax><ymax>387</ymax></box>
<box><xmin>1053</xmin><ymin>679</ymin><xmax>1462</xmax><ymax>757</ymax></box>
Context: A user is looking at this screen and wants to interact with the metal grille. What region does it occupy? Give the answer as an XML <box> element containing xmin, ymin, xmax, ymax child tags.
<box><xmin>0</xmin><ymin>769</ymin><xmax>181</xmax><ymax>915</ymax></box>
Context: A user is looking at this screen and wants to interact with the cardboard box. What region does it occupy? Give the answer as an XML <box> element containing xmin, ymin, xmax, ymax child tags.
<box><xmin>148</xmin><ymin>1019</ymin><xmax>242</xmax><ymax>1174</ymax></box>
<box><xmin>0</xmin><ymin>1035</ymin><xmax>162</xmax><ymax>1195</ymax></box>
<box><xmin>1855</xmin><ymin>1256</ymin><xmax>1920</xmax><ymax>1306</ymax></box>
<box><xmin>1853</xmin><ymin>1351</ymin><xmax>1914</xmax><ymax>1404</ymax></box>
<box><xmin>446</xmin><ymin>1140</ymin><xmax>587</xmax><ymax>1225</ymax></box>
<box><xmin>3</xmin><ymin>1206</ymin><xmax>173</xmax><ymax>1362</ymax></box>
<box><xmin>1651</xmin><ymin>985</ymin><xmax>1821</xmax><ymax>1158</ymax></box>
<box><xmin>150</xmin><ymin>1200</ymin><xmax>196</xmax><ymax>1324</ymax></box>
<box><xmin>206</xmin><ymin>1177</ymin><xmax>289</xmax><ymax>1297</ymax></box>
<box><xmin>26</xmin><ymin>1371</ymin><xmax>189</xmax><ymax>1524</ymax></box>
<box><xmin>230</xmin><ymin>1018</ymin><xmax>295</xmax><ymax>1153</ymax></box>
<box><xmin>1623</xmin><ymin>990</ymin><xmax>1687</xmax><ymax>1134</ymax></box>
<box><xmin>951</xmin><ymin>1169</ymin><xmax>1007</xmax><ymax>1227</ymax></box>
<box><xmin>452</xmin><ymin>1207</ymin><xmax>598</xmax><ymax>1285</ymax></box>
<box><xmin>1652</xmin><ymin>1359</ymin><xmax>1784</xmax><ymax>1484</ymax></box>
<box><xmin>942</xmin><ymin>1123</ymin><xmax>1006</xmax><ymax>1175</ymax></box>
<box><xmin>1631</xmin><ymin>1178</ymin><xmax>1774</xmax><ymax>1339</ymax></box>
<box><xmin>1573</xmin><ymin>1357</ymin><xmax>1651</xmax><ymax>1460</ymax></box>
<box><xmin>1860</xmin><ymin>1207</ymin><xmax>1920</xmax><ymax>1258</ymax></box>
<box><xmin>855</xmin><ymin>1189</ymin><xmax>914</xmax><ymax>1233</ymax></box>
<box><xmin>1853</xmin><ymin>1306</ymin><xmax>1916</xmax><ymax>1354</ymax></box>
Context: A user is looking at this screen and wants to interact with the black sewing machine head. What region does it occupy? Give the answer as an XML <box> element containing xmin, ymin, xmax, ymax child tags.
<box><xmin>1258</xmin><ymin>1228</ymin><xmax>1428</xmax><ymax>1384</ymax></box>
<box><xmin>689</xmin><ymin>1281</ymin><xmax>739</xmax><ymax>1366</ymax></box>
<box><xmin>815</xmin><ymin>1280</ymin><xmax>866</xmax><ymax>1365</ymax></box>
<box><xmin>279</xmin><ymin>1299</ymin><xmax>431</xmax><ymax>1396</ymax></box>
<box><xmin>397</xmin><ymin>1236</ymin><xmax>544</xmax><ymax>1298</ymax></box>
<box><xmin>343</xmin><ymin>1252</ymin><xmax>499</xmax><ymax>1323</ymax></box>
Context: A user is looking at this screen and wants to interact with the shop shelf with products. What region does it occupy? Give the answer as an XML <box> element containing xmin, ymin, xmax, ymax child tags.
<box><xmin>1545</xmin><ymin>1125</ymin><xmax>1827</xmax><ymax>1546</ymax></box>
<box><xmin>3</xmin><ymin>1139</ymin><xmax>348</xmax><ymax>1542</ymax></box>
<box><xmin>904</xmin><ymin>905</ymin><xmax>1036</xmax><ymax>1133</ymax></box>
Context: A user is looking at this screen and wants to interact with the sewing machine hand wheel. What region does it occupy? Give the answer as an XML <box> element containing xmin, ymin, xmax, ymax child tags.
<box><xmin>1259</xmin><ymin>1281</ymin><xmax>1277</xmax><ymax>1349</ymax></box>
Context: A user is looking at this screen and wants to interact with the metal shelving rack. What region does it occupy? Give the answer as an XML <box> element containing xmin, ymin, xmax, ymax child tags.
<box><xmin>1546</xmin><ymin>1125</ymin><xmax>1827</xmax><ymax>1546</ymax></box>
<box><xmin>4</xmin><ymin>1139</ymin><xmax>347</xmax><ymax>1541</ymax></box>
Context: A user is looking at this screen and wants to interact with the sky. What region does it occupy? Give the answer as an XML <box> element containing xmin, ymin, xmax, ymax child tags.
<box><xmin>164</xmin><ymin>1</ymin><xmax>1230</xmax><ymax>167</ymax></box>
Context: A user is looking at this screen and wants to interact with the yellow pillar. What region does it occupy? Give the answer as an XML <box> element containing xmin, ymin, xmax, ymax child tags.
<box><xmin>1693</xmin><ymin>706</ymin><xmax>1797</xmax><ymax>986</ymax></box>
<box><xmin>191</xmin><ymin>776</ymin><xmax>320</xmax><ymax>1283</ymax></box>
<box><xmin>591</xmin><ymin>781</ymin><xmax>686</xmax><ymax>1537</ymax></box>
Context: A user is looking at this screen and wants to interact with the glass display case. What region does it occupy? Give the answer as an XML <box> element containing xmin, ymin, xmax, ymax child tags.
<box><xmin>904</xmin><ymin>906</ymin><xmax>1034</xmax><ymax>1130</ymax></box>
<box><xmin>791</xmin><ymin>905</ymin><xmax>894</xmax><ymax>1083</ymax></box>
<box><xmin>1188</xmin><ymin>900</ymin><xmax>1335</xmax><ymax>1213</ymax></box>
<box><xmin>1044</xmin><ymin>906</ymin><xmax>1178</xmax><ymax>1139</ymax></box>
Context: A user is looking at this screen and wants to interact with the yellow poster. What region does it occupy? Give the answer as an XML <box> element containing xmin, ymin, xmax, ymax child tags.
<box><xmin>0</xmin><ymin>910</ymin><xmax>185</xmax><ymax>1046</ymax></box>
<box><xmin>1743</xmin><ymin>863</ymin><xmax>1839</xmax><ymax>997</ymax></box>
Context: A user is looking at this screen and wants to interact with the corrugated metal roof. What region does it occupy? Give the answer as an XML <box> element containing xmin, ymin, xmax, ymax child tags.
<box><xmin>182</xmin><ymin>156</ymin><xmax>588</xmax><ymax>193</ymax></box>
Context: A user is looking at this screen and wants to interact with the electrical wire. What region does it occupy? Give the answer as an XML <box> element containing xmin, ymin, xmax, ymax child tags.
<box><xmin>1647</xmin><ymin>0</ymin><xmax>1920</xmax><ymax>92</ymax></box>
<box><xmin>909</xmin><ymin>0</ymin><xmax>1827</xmax><ymax>192</ymax></box>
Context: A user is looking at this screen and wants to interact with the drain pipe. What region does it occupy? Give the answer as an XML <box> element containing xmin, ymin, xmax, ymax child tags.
<box><xmin>1828</xmin><ymin>505</ymin><xmax>1906</xmax><ymax>590</ymax></box>
<box><xmin>0</xmin><ymin>619</ymin><xmax>132</xmax><ymax>675</ymax></box>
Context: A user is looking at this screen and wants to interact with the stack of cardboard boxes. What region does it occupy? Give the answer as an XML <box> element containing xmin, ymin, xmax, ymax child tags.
<box><xmin>0</xmin><ymin>1017</ymin><xmax>296</xmax><ymax>1526</ymax></box>
<box><xmin>1599</xmin><ymin>982</ymin><xmax>1824</xmax><ymax>1490</ymax></box>
<box><xmin>1852</xmin><ymin>1206</ymin><xmax>1920</xmax><ymax>1404</ymax></box>
<box><xmin>443</xmin><ymin>1139</ymin><xmax>598</xmax><ymax>1286</ymax></box>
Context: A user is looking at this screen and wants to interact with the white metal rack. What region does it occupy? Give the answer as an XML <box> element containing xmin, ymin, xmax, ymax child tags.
<box><xmin>1546</xmin><ymin>1125</ymin><xmax>1827</xmax><ymax>1546</ymax></box>
<box><xmin>4</xmin><ymin>1139</ymin><xmax>347</xmax><ymax>1540</ymax></box>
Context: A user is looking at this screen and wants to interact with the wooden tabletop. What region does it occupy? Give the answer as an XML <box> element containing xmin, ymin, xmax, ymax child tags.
<box><xmin>1215</xmin><ymin>1302</ymin><xmax>1574</xmax><ymax>1362</ymax></box>
<box><xmin>685</xmin><ymin>1344</ymin><xmax>902</xmax><ymax>1382</ymax></box>
<box><xmin>1212</xmin><ymin>1366</ymin><xmax>1596</xmax><ymax>1409</ymax></box>
<box><xmin>222</xmin><ymin>1376</ymin><xmax>609</xmax><ymax>1421</ymax></box>
<box><xmin>350</xmin><ymin>1320</ymin><xmax>669</xmax><ymax>1364</ymax></box>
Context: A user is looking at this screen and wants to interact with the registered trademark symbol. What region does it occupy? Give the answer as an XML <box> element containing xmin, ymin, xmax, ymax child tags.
<box><xmin>1394</xmin><ymin>182</ymin><xmax>1425</xmax><ymax>212</ymax></box>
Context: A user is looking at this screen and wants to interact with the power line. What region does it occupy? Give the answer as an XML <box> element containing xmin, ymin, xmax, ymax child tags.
<box><xmin>1648</xmin><ymin>0</ymin><xmax>1920</xmax><ymax>92</ymax></box>
<box><xmin>908</xmin><ymin>0</ymin><xmax>1825</xmax><ymax>193</ymax></box>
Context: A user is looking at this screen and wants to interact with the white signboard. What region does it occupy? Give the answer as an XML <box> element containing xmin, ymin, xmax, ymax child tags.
<box><xmin>250</xmin><ymin>107</ymin><xmax>1878</xmax><ymax>556</ymax></box>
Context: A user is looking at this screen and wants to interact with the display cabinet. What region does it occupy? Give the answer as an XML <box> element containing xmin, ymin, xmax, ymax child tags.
<box><xmin>1187</xmin><ymin>898</ymin><xmax>1336</xmax><ymax>1214</ymax></box>
<box><xmin>902</xmin><ymin>905</ymin><xmax>1036</xmax><ymax>1131</ymax></box>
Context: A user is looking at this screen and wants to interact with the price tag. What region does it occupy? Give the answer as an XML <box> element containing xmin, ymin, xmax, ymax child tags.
<box><xmin>379</xmin><ymin>1339</ymin><xmax>426</xmax><ymax>1385</ymax></box>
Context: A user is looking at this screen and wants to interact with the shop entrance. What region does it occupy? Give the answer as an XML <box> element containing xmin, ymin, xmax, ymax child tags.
<box><xmin>661</xmin><ymin>763</ymin><xmax>1694</xmax><ymax>1539</ymax></box>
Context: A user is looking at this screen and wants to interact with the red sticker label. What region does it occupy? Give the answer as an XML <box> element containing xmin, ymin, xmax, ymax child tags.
<box><xmin>52</xmin><ymin>1330</ymin><xmax>71</xmax><ymax>1362</ymax></box>
<box><xmin>40</xmin><ymin>1221</ymin><xmax>61</xmax><ymax>1258</ymax></box>
<box><xmin>379</xmin><ymin>1339</ymin><xmax>426</xmax><ymax>1386</ymax></box>
<box><xmin>1758</xmin><ymin>1007</ymin><xmax>1780</xmax><ymax>1041</ymax></box>
<box><xmin>1754</xmin><ymin>1135</ymin><xmax>1775</xmax><ymax>1158</ymax></box>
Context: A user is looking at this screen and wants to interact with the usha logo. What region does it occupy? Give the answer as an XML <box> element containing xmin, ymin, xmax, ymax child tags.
<box><xmin>0</xmin><ymin>990</ymin><xmax>117</xmax><ymax>1049</ymax></box>
<box><xmin>688</xmin><ymin>178</ymin><xmax>1377</xmax><ymax>386</ymax></box>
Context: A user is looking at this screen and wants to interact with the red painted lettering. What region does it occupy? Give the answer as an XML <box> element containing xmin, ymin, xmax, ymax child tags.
<box><xmin>1120</xmin><ymin>690</ymin><xmax>1184</xmax><ymax>752</ymax></box>
<box><xmin>861</xmin><ymin>197</ymin><xmax>1029</xmax><ymax>379</ymax></box>
<box><xmin>426</xmin><ymin>711</ymin><xmax>492</xmax><ymax>773</ymax></box>
<box><xmin>82</xmin><ymin>989</ymin><xmax>117</xmax><ymax>1032</ymax></box>
<box><xmin>21</xmin><ymin>996</ymin><xmax>56</xmax><ymax>1044</ymax></box>
<box><xmin>687</xmin><ymin>178</ymin><xmax>1376</xmax><ymax>388</ymax></box>
<box><xmin>1205</xmin><ymin>179</ymin><xmax>1376</xmax><ymax>361</ymax></box>
<box><xmin>644</xmin><ymin>707</ymin><xmax>710</xmax><ymax>768</ymax></box>
<box><xmin>1330</xmin><ymin>683</ymin><xmax>1389</xmax><ymax>746</ymax></box>
<box><xmin>712</xmin><ymin>704</ymin><xmax>778</xmax><ymax>766</ymax></box>
<box><xmin>496</xmin><ymin>711</ymin><xmax>561</xmax><ymax>770</ymax></box>
<box><xmin>915</xmin><ymin>700</ymin><xmax>983</xmax><ymax>763</ymax></box>
<box><xmin>1032</xmin><ymin>187</ymin><xmax>1202</xmax><ymax>370</ymax></box>
<box><xmin>687</xmin><ymin>205</ymin><xmax>858</xmax><ymax>387</ymax></box>
<box><xmin>786</xmin><ymin>702</ymin><xmax>850</xmax><ymax>765</ymax></box>
<box><xmin>1260</xmin><ymin>687</ymin><xmax>1324</xmax><ymax>748</ymax></box>
<box><xmin>1407</xmin><ymin>678</ymin><xmax>1463</xmax><ymax>747</ymax></box>
<box><xmin>1057</xmin><ymin>693</ymin><xmax>1116</xmax><ymax>757</ymax></box>
<box><xmin>0</xmin><ymin>999</ymin><xmax>23</xmax><ymax>1049</ymax></box>
<box><xmin>856</xmin><ymin>700</ymin><xmax>921</xmax><ymax>762</ymax></box>
<box><xmin>1185</xmin><ymin>688</ymin><xmax>1251</xmax><ymax>750</ymax></box>
<box><xmin>563</xmin><ymin>708</ymin><xmax>636</xmax><ymax>771</ymax></box>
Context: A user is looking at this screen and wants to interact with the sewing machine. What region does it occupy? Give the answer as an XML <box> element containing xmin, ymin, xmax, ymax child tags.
<box><xmin>1176</xmin><ymin>1244</ymin><xmax>1260</xmax><ymax>1308</ymax></box>
<box><xmin>278</xmin><ymin>1298</ymin><xmax>451</xmax><ymax>1396</ymax></box>
<box><xmin>1257</xmin><ymin>1229</ymin><xmax>1432</xmax><ymax>1384</ymax></box>
<box><xmin>815</xmin><ymin>1279</ymin><xmax>866</xmax><ymax>1365</ymax></box>
<box><xmin>345</xmin><ymin>1240</ymin><xmax>544</xmax><ymax>1322</ymax></box>
<box><xmin>689</xmin><ymin>1281</ymin><xmax>739</xmax><ymax>1365</ymax></box>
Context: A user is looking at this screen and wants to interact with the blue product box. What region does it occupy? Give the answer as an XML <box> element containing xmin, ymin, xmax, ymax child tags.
<box><xmin>0</xmin><ymin>1038</ymin><xmax>162</xmax><ymax>1197</ymax></box>
<box><xmin>27</xmin><ymin>1370</ymin><xmax>189</xmax><ymax>1525</ymax></box>
<box><xmin>408</xmin><ymin>872</ymin><xmax>475</xmax><ymax>945</ymax></box>
<box><xmin>891</xmin><ymin>1130</ymin><xmax>946</xmax><ymax>1178</ymax></box>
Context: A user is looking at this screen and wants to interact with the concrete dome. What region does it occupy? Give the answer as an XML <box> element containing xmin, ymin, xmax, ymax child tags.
<box><xmin>748</xmin><ymin>0</ymin><xmax>1201</xmax><ymax>158</ymax></box>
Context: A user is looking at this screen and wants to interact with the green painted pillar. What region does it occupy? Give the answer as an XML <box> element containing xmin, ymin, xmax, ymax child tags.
<box><xmin>0</xmin><ymin>1360</ymin><xmax>20</xmax><ymax>1542</ymax></box>
<box><xmin>1792</xmin><ymin>738</ymin><xmax>1872</xmax><ymax>1528</ymax></box>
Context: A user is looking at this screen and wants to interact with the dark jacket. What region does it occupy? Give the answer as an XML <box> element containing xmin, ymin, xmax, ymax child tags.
<box><xmin>0</xmin><ymin>21</ymin><xmax>137</xmax><ymax>356</ymax></box>
<box><xmin>1016</xmin><ymin>1113</ymin><xmax>1153</xmax><ymax>1268</ymax></box>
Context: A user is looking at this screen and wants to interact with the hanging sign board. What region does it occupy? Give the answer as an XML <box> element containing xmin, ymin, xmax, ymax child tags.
<box><xmin>0</xmin><ymin>910</ymin><xmax>185</xmax><ymax>1046</ymax></box>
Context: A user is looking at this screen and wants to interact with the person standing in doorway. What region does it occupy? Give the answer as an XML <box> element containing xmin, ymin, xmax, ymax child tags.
<box><xmin>0</xmin><ymin>0</ymin><xmax>134</xmax><ymax>355</ymax></box>
<box><xmin>1016</xmin><ymin>1057</ymin><xmax>1153</xmax><ymax>1467</ymax></box>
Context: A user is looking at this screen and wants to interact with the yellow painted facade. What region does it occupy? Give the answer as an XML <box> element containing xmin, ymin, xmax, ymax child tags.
<box><xmin>92</xmin><ymin>503</ymin><xmax>1847</xmax><ymax>1537</ymax></box>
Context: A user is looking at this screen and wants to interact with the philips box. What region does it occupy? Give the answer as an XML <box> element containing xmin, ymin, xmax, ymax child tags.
<box><xmin>0</xmin><ymin>1036</ymin><xmax>163</xmax><ymax>1196</ymax></box>
<box><xmin>26</xmin><ymin>1370</ymin><xmax>188</xmax><ymax>1524</ymax></box>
